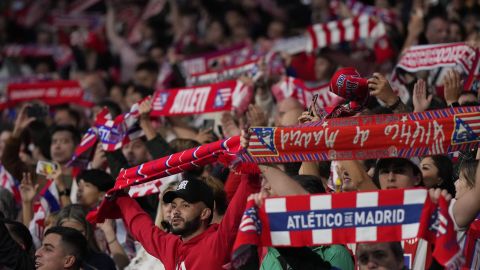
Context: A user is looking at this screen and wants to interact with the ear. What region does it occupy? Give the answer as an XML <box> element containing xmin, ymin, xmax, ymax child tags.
<box><xmin>200</xmin><ymin>208</ymin><xmax>212</xmax><ymax>222</ymax></box>
<box><xmin>99</xmin><ymin>191</ymin><xmax>106</xmax><ymax>201</ymax></box>
<box><xmin>64</xmin><ymin>255</ymin><xmax>76</xmax><ymax>268</ymax></box>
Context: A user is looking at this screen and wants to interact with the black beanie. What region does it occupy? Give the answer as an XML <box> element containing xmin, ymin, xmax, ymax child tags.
<box><xmin>78</xmin><ymin>169</ymin><xmax>115</xmax><ymax>192</ymax></box>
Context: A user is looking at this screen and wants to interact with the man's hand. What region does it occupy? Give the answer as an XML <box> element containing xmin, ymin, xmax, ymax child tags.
<box><xmin>139</xmin><ymin>96</ymin><xmax>153</xmax><ymax>118</ymax></box>
<box><xmin>220</xmin><ymin>112</ymin><xmax>241</xmax><ymax>137</ymax></box>
<box><xmin>407</xmin><ymin>8</ymin><xmax>424</xmax><ymax>38</ymax></box>
<box><xmin>247</xmin><ymin>191</ymin><xmax>269</xmax><ymax>208</ymax></box>
<box><xmin>97</xmin><ymin>219</ymin><xmax>117</xmax><ymax>243</ymax></box>
<box><xmin>91</xmin><ymin>143</ymin><xmax>107</xmax><ymax>169</ymax></box>
<box><xmin>412</xmin><ymin>79</ymin><xmax>432</xmax><ymax>112</ymax></box>
<box><xmin>368</xmin><ymin>73</ymin><xmax>399</xmax><ymax>106</ymax></box>
<box><xmin>19</xmin><ymin>172</ymin><xmax>38</xmax><ymax>203</ymax></box>
<box><xmin>240</xmin><ymin>129</ymin><xmax>251</xmax><ymax>149</ymax></box>
<box><xmin>443</xmin><ymin>69</ymin><xmax>463</xmax><ymax>106</ymax></box>
<box><xmin>194</xmin><ymin>128</ymin><xmax>215</xmax><ymax>144</ymax></box>
<box><xmin>429</xmin><ymin>188</ymin><xmax>452</xmax><ymax>204</ymax></box>
<box><xmin>13</xmin><ymin>105</ymin><xmax>36</xmax><ymax>138</ymax></box>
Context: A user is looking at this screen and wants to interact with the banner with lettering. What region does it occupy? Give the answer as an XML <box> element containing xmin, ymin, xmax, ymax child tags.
<box><xmin>181</xmin><ymin>43</ymin><xmax>255</xmax><ymax>76</ymax></box>
<box><xmin>242</xmin><ymin>106</ymin><xmax>480</xmax><ymax>163</ymax></box>
<box><xmin>151</xmin><ymin>80</ymin><xmax>253</xmax><ymax>116</ymax></box>
<box><xmin>186</xmin><ymin>59</ymin><xmax>260</xmax><ymax>86</ymax></box>
<box><xmin>232</xmin><ymin>189</ymin><xmax>462</xmax><ymax>269</ymax></box>
<box><xmin>5</xmin><ymin>80</ymin><xmax>94</xmax><ymax>108</ymax></box>
<box><xmin>271</xmin><ymin>76</ymin><xmax>343</xmax><ymax>108</ymax></box>
<box><xmin>396</xmin><ymin>43</ymin><xmax>480</xmax><ymax>90</ymax></box>
<box><xmin>3</xmin><ymin>44</ymin><xmax>74</xmax><ymax>67</ymax></box>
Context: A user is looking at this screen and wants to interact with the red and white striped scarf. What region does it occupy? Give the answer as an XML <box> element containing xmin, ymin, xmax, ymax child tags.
<box><xmin>395</xmin><ymin>43</ymin><xmax>480</xmax><ymax>91</ymax></box>
<box><xmin>95</xmin><ymin>104</ymin><xmax>144</xmax><ymax>152</ymax></box>
<box><xmin>271</xmin><ymin>76</ymin><xmax>342</xmax><ymax>108</ymax></box>
<box><xmin>306</xmin><ymin>15</ymin><xmax>394</xmax><ymax>63</ymax></box>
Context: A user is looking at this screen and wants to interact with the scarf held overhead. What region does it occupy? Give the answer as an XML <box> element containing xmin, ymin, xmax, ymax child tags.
<box><xmin>4</xmin><ymin>80</ymin><xmax>94</xmax><ymax>108</ymax></box>
<box><xmin>89</xmin><ymin>107</ymin><xmax>480</xmax><ymax>202</ymax></box>
<box><xmin>306</xmin><ymin>15</ymin><xmax>394</xmax><ymax>63</ymax></box>
<box><xmin>232</xmin><ymin>189</ymin><xmax>461</xmax><ymax>269</ymax></box>
<box><xmin>151</xmin><ymin>80</ymin><xmax>253</xmax><ymax>116</ymax></box>
<box><xmin>242</xmin><ymin>106</ymin><xmax>480</xmax><ymax>163</ymax></box>
<box><xmin>271</xmin><ymin>76</ymin><xmax>342</xmax><ymax>108</ymax></box>
<box><xmin>88</xmin><ymin>136</ymin><xmax>241</xmax><ymax>223</ymax></box>
<box><xmin>396</xmin><ymin>43</ymin><xmax>480</xmax><ymax>90</ymax></box>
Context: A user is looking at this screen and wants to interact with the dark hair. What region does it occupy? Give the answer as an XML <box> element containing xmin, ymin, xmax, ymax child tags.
<box><xmin>50</xmin><ymin>125</ymin><xmax>81</xmax><ymax>145</ymax></box>
<box><xmin>318</xmin><ymin>161</ymin><xmax>332</xmax><ymax>180</ymax></box>
<box><xmin>449</xmin><ymin>19</ymin><xmax>467</xmax><ymax>41</ymax></box>
<box><xmin>26</xmin><ymin>120</ymin><xmax>51</xmax><ymax>159</ymax></box>
<box><xmin>291</xmin><ymin>175</ymin><xmax>326</xmax><ymax>194</ymax></box>
<box><xmin>389</xmin><ymin>242</ymin><xmax>405</xmax><ymax>265</ymax></box>
<box><xmin>284</xmin><ymin>162</ymin><xmax>302</xmax><ymax>177</ymax></box>
<box><xmin>5</xmin><ymin>219</ymin><xmax>34</xmax><ymax>256</ymax></box>
<box><xmin>54</xmin><ymin>105</ymin><xmax>81</xmax><ymax>127</ymax></box>
<box><xmin>373</xmin><ymin>158</ymin><xmax>423</xmax><ymax>188</ymax></box>
<box><xmin>201</xmin><ymin>176</ymin><xmax>227</xmax><ymax>219</ymax></box>
<box><xmin>131</xmin><ymin>84</ymin><xmax>154</xmax><ymax>99</ymax></box>
<box><xmin>0</xmin><ymin>188</ymin><xmax>16</xmax><ymax>220</ymax></box>
<box><xmin>44</xmin><ymin>226</ymin><xmax>87</xmax><ymax>268</ymax></box>
<box><xmin>56</xmin><ymin>204</ymin><xmax>100</xmax><ymax>252</ymax></box>
<box><xmin>77</xmin><ymin>169</ymin><xmax>115</xmax><ymax>192</ymax></box>
<box><xmin>135</xmin><ymin>60</ymin><xmax>159</xmax><ymax>74</ymax></box>
<box><xmin>96</xmin><ymin>99</ymin><xmax>123</xmax><ymax>118</ymax></box>
<box><xmin>170</xmin><ymin>139</ymin><xmax>205</xmax><ymax>177</ymax></box>
<box><xmin>426</xmin><ymin>155</ymin><xmax>456</xmax><ymax>196</ymax></box>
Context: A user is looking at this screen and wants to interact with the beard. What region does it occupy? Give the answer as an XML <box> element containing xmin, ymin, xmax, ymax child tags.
<box><xmin>170</xmin><ymin>215</ymin><xmax>202</xmax><ymax>237</ymax></box>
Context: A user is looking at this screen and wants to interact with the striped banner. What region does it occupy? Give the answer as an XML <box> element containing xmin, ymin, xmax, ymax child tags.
<box><xmin>306</xmin><ymin>15</ymin><xmax>393</xmax><ymax>63</ymax></box>
<box><xmin>396</xmin><ymin>43</ymin><xmax>480</xmax><ymax>91</ymax></box>
<box><xmin>261</xmin><ymin>189</ymin><xmax>426</xmax><ymax>246</ymax></box>
<box><xmin>232</xmin><ymin>189</ymin><xmax>461</xmax><ymax>269</ymax></box>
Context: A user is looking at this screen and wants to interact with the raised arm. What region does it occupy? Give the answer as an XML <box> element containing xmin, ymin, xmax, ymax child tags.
<box><xmin>452</xmin><ymin>162</ymin><xmax>480</xmax><ymax>228</ymax></box>
<box><xmin>368</xmin><ymin>73</ymin><xmax>410</xmax><ymax>113</ymax></box>
<box><xmin>115</xmin><ymin>195</ymin><xmax>179</xmax><ymax>267</ymax></box>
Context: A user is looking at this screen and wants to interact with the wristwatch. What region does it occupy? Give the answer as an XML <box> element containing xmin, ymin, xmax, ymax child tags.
<box><xmin>58</xmin><ymin>189</ymin><xmax>71</xmax><ymax>197</ymax></box>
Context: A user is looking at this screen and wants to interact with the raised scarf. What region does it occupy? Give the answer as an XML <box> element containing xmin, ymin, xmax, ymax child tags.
<box><xmin>232</xmin><ymin>189</ymin><xmax>462</xmax><ymax>269</ymax></box>
<box><xmin>151</xmin><ymin>80</ymin><xmax>253</xmax><ymax>116</ymax></box>
<box><xmin>271</xmin><ymin>76</ymin><xmax>341</xmax><ymax>108</ymax></box>
<box><xmin>395</xmin><ymin>43</ymin><xmax>480</xmax><ymax>90</ymax></box>
<box><xmin>4</xmin><ymin>80</ymin><xmax>94</xmax><ymax>108</ymax></box>
<box><xmin>241</xmin><ymin>106</ymin><xmax>480</xmax><ymax>163</ymax></box>
<box><xmin>86</xmin><ymin>107</ymin><xmax>480</xmax><ymax>202</ymax></box>
<box><xmin>306</xmin><ymin>15</ymin><xmax>394</xmax><ymax>63</ymax></box>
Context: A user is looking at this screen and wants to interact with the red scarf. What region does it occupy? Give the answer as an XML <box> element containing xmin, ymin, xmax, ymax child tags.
<box><xmin>151</xmin><ymin>80</ymin><xmax>253</xmax><ymax>116</ymax></box>
<box><xmin>4</xmin><ymin>80</ymin><xmax>93</xmax><ymax>108</ymax></box>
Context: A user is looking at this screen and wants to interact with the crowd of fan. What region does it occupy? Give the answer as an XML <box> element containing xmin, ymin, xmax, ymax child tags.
<box><xmin>1</xmin><ymin>0</ymin><xmax>480</xmax><ymax>269</ymax></box>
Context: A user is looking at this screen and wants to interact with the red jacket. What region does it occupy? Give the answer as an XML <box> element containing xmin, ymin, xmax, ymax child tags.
<box><xmin>116</xmin><ymin>174</ymin><xmax>260</xmax><ymax>270</ymax></box>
